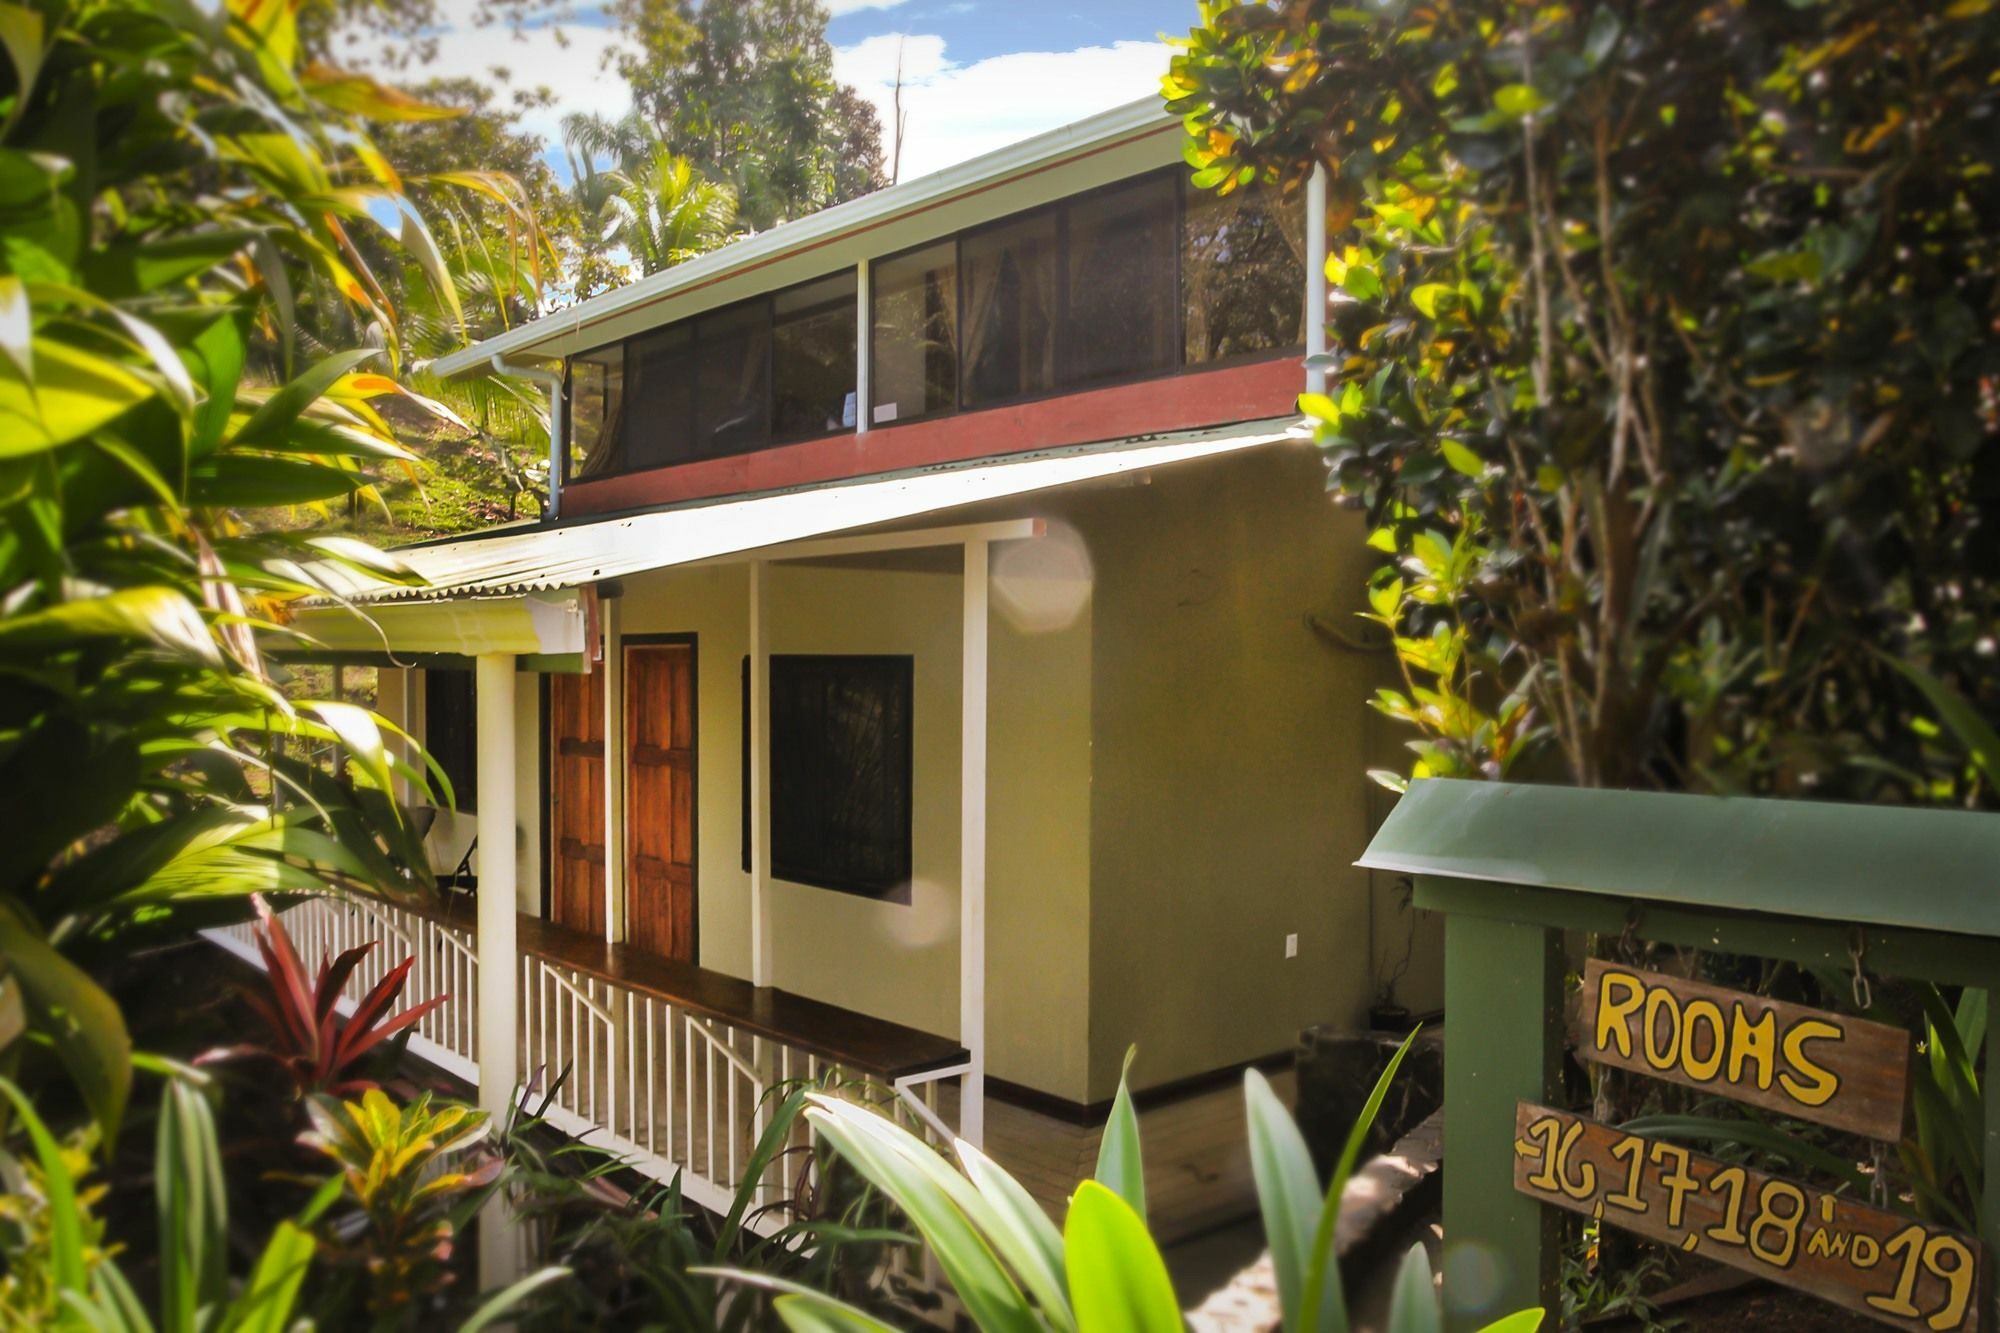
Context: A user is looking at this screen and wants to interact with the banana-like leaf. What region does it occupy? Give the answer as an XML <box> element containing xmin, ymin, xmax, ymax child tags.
<box><xmin>1094</xmin><ymin>1045</ymin><xmax>1146</xmax><ymax>1222</ymax></box>
<box><xmin>231</xmin><ymin>347</ymin><xmax>377</xmax><ymax>448</ymax></box>
<box><xmin>1063</xmin><ymin>1181</ymin><xmax>1181</xmax><ymax>1333</ymax></box>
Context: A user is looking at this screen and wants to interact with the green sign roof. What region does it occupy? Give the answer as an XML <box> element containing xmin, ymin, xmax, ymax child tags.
<box><xmin>1359</xmin><ymin>779</ymin><xmax>2000</xmax><ymax>939</ymax></box>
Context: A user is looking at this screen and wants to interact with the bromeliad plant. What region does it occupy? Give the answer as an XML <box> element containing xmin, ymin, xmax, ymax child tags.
<box><xmin>719</xmin><ymin>1039</ymin><xmax>1543</xmax><ymax>1332</ymax></box>
<box><xmin>201</xmin><ymin>895</ymin><xmax>447</xmax><ymax>1099</ymax></box>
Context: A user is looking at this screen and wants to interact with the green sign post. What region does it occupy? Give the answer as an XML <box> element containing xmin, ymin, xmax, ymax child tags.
<box><xmin>1359</xmin><ymin>780</ymin><xmax>2000</xmax><ymax>1331</ymax></box>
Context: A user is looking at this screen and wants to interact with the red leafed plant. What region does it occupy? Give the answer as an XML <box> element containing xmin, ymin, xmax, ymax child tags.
<box><xmin>203</xmin><ymin>895</ymin><xmax>448</xmax><ymax>1098</ymax></box>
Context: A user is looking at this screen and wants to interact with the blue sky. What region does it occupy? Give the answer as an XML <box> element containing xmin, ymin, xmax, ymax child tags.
<box><xmin>359</xmin><ymin>1</ymin><xmax>1196</xmax><ymax>185</ymax></box>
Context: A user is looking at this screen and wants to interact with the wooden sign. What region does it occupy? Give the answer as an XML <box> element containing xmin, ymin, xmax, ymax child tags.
<box><xmin>1578</xmin><ymin>959</ymin><xmax>1911</xmax><ymax>1141</ymax></box>
<box><xmin>1514</xmin><ymin>1103</ymin><xmax>1983</xmax><ymax>1332</ymax></box>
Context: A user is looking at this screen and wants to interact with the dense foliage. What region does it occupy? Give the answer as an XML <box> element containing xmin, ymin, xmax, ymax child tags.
<box><xmin>1170</xmin><ymin>0</ymin><xmax>2000</xmax><ymax>803</ymax></box>
<box><xmin>607</xmin><ymin>0</ymin><xmax>886</xmax><ymax>231</ymax></box>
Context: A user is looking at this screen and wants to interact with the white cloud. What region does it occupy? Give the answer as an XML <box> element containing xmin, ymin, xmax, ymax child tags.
<box><xmin>339</xmin><ymin>2</ymin><xmax>637</xmax><ymax>154</ymax></box>
<box><xmin>833</xmin><ymin>34</ymin><xmax>1171</xmax><ymax>183</ymax></box>
<box><xmin>825</xmin><ymin>0</ymin><xmax>914</xmax><ymax>14</ymax></box>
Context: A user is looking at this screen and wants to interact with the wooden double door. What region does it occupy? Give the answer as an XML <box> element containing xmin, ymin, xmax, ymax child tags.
<box><xmin>549</xmin><ymin>641</ymin><xmax>696</xmax><ymax>961</ymax></box>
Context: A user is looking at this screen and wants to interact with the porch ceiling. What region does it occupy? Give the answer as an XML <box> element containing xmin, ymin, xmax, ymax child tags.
<box><xmin>306</xmin><ymin>416</ymin><xmax>1309</xmax><ymax>607</ymax></box>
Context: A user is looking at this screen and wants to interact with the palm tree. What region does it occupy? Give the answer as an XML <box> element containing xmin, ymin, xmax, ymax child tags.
<box><xmin>563</xmin><ymin>113</ymin><xmax>743</xmax><ymax>280</ymax></box>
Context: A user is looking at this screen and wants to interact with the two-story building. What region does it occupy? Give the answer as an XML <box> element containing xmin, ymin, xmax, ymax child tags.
<box><xmin>238</xmin><ymin>96</ymin><xmax>1440</xmax><ymax>1242</ymax></box>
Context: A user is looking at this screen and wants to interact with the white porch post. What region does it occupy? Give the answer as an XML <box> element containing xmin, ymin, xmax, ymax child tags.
<box><xmin>855</xmin><ymin>258</ymin><xmax>872</xmax><ymax>436</ymax></box>
<box><xmin>1305</xmin><ymin>160</ymin><xmax>1330</xmax><ymax>397</ymax></box>
<box><xmin>473</xmin><ymin>652</ymin><xmax>520</xmax><ymax>1283</ymax></box>
<box><xmin>602</xmin><ymin>594</ymin><xmax>626</xmax><ymax>943</ymax></box>
<box><xmin>960</xmin><ymin>540</ymin><xmax>989</xmax><ymax>1148</ymax></box>
<box><xmin>747</xmin><ymin>560</ymin><xmax>774</xmax><ymax>986</ymax></box>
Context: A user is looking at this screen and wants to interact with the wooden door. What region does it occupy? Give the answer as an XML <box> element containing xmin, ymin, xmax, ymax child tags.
<box><xmin>548</xmin><ymin>669</ymin><xmax>605</xmax><ymax>936</ymax></box>
<box><xmin>626</xmin><ymin>643</ymin><xmax>696</xmax><ymax>961</ymax></box>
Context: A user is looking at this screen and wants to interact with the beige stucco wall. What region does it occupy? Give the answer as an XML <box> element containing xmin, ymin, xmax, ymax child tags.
<box><xmin>615</xmin><ymin>555</ymin><xmax>1095</xmax><ymax>1101</ymax></box>
<box><xmin>620</xmin><ymin>548</ymin><xmax>1104</xmax><ymax>1096</ymax></box>
<box><xmin>1076</xmin><ymin>441</ymin><xmax>1383</xmax><ymax>1102</ymax></box>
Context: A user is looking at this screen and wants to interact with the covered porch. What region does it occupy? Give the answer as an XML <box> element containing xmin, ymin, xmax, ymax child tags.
<box><xmin>233</xmin><ymin>421</ymin><xmax>1302</xmax><ymax>1238</ymax></box>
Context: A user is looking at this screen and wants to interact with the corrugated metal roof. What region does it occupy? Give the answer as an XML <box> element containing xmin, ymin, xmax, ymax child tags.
<box><xmin>313</xmin><ymin>418</ymin><xmax>1309</xmax><ymax>606</ymax></box>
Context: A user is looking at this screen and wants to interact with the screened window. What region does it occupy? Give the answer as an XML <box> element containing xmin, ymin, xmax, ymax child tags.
<box><xmin>870</xmin><ymin>241</ymin><xmax>957</xmax><ymax>424</ymax></box>
<box><xmin>1182</xmin><ymin>182</ymin><xmax>1307</xmax><ymax>365</ymax></box>
<box><xmin>623</xmin><ymin>325</ymin><xmax>694</xmax><ymax>470</ymax></box>
<box><xmin>753</xmin><ymin>655</ymin><xmax>914</xmax><ymax>901</ymax></box>
<box><xmin>1065</xmin><ymin>173</ymin><xmax>1178</xmax><ymax>387</ymax></box>
<box><xmin>693</xmin><ymin>302</ymin><xmax>770</xmax><ymax>459</ymax></box>
<box><xmin>773</xmin><ymin>271</ymin><xmax>858</xmax><ymax>439</ymax></box>
<box><xmin>568</xmin><ymin>346</ymin><xmax>625</xmax><ymax>479</ymax></box>
<box><xmin>961</xmin><ymin>211</ymin><xmax>1059</xmax><ymax>407</ymax></box>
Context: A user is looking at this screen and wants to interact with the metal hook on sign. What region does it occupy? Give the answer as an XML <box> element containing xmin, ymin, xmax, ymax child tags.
<box><xmin>1848</xmin><ymin>927</ymin><xmax>1873</xmax><ymax>1013</ymax></box>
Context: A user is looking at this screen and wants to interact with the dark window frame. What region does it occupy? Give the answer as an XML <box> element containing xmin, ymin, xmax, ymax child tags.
<box><xmin>564</xmin><ymin>272</ymin><xmax>857</xmax><ymax>485</ymax></box>
<box><xmin>568</xmin><ymin>168</ymin><xmax>1307</xmax><ymax>482</ymax></box>
<box><xmin>741</xmin><ymin>653</ymin><xmax>915</xmax><ymax>904</ymax></box>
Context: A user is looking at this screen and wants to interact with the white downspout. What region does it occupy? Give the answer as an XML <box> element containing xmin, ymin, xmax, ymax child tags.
<box><xmin>492</xmin><ymin>354</ymin><xmax>566</xmax><ymax>522</ymax></box>
<box><xmin>1305</xmin><ymin>162</ymin><xmax>1330</xmax><ymax>398</ymax></box>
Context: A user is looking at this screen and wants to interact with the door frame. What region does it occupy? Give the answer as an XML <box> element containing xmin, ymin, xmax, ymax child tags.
<box><xmin>622</xmin><ymin>632</ymin><xmax>699</xmax><ymax>963</ymax></box>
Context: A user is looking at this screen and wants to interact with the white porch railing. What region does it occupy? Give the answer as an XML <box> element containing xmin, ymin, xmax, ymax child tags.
<box><xmin>207</xmin><ymin>897</ymin><xmax>967</xmax><ymax>1236</ymax></box>
<box><xmin>205</xmin><ymin>893</ymin><xmax>480</xmax><ymax>1085</ymax></box>
<box><xmin>517</xmin><ymin>948</ymin><xmax>965</xmax><ymax>1223</ymax></box>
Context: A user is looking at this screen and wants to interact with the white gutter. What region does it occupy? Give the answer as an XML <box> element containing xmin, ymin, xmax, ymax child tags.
<box><xmin>492</xmin><ymin>354</ymin><xmax>566</xmax><ymax>521</ymax></box>
<box><xmin>431</xmin><ymin>97</ymin><xmax>1176</xmax><ymax>378</ymax></box>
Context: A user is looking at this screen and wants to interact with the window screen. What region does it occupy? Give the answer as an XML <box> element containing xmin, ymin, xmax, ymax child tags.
<box><xmin>567</xmin><ymin>346</ymin><xmax>625</xmax><ymax>480</ymax></box>
<box><xmin>623</xmin><ymin>324</ymin><xmax>694</xmax><ymax>470</ymax></box>
<box><xmin>870</xmin><ymin>241</ymin><xmax>957</xmax><ymax>424</ymax></box>
<box><xmin>961</xmin><ymin>210</ymin><xmax>1058</xmax><ymax>407</ymax></box>
<box><xmin>424</xmin><ymin>668</ymin><xmax>477</xmax><ymax>812</ymax></box>
<box><xmin>751</xmin><ymin>655</ymin><xmax>914</xmax><ymax>901</ymax></box>
<box><xmin>773</xmin><ymin>271</ymin><xmax>858</xmax><ymax>440</ymax></box>
<box><xmin>1181</xmin><ymin>182</ymin><xmax>1307</xmax><ymax>365</ymax></box>
<box><xmin>1065</xmin><ymin>173</ymin><xmax>1178</xmax><ymax>388</ymax></box>
<box><xmin>694</xmin><ymin>302</ymin><xmax>771</xmax><ymax>458</ymax></box>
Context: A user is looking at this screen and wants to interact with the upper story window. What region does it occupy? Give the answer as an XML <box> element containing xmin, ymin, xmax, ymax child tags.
<box><xmin>567</xmin><ymin>271</ymin><xmax>856</xmax><ymax>482</ymax></box>
<box><xmin>869</xmin><ymin>168</ymin><xmax>1302</xmax><ymax>426</ymax></box>
<box><xmin>566</xmin><ymin>169</ymin><xmax>1303</xmax><ymax>482</ymax></box>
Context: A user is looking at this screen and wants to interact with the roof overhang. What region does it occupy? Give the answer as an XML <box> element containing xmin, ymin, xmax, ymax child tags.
<box><xmin>288</xmin><ymin>416</ymin><xmax>1310</xmax><ymax>653</ymax></box>
<box><xmin>429</xmin><ymin>98</ymin><xmax>1177</xmax><ymax>377</ymax></box>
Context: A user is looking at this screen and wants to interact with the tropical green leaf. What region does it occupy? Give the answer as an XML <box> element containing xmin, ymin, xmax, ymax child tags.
<box><xmin>231</xmin><ymin>348</ymin><xmax>378</xmax><ymax>448</ymax></box>
<box><xmin>1062</xmin><ymin>1181</ymin><xmax>1181</xmax><ymax>1333</ymax></box>
<box><xmin>456</xmin><ymin>1267</ymin><xmax>571</xmax><ymax>1333</ymax></box>
<box><xmin>0</xmin><ymin>900</ymin><xmax>131</xmax><ymax>1146</ymax></box>
<box><xmin>1095</xmin><ymin>1046</ymin><xmax>1146</xmax><ymax>1222</ymax></box>
<box><xmin>1245</xmin><ymin>1066</ymin><xmax>1336</xmax><ymax>1332</ymax></box>
<box><xmin>0</xmin><ymin>337</ymin><xmax>156</xmax><ymax>454</ymax></box>
<box><xmin>1385</xmin><ymin>1243</ymin><xmax>1440</xmax><ymax>1333</ymax></box>
<box><xmin>0</xmin><ymin>1077</ymin><xmax>85</xmax><ymax>1291</ymax></box>
<box><xmin>0</xmin><ymin>585</ymin><xmax>219</xmax><ymax>664</ymax></box>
